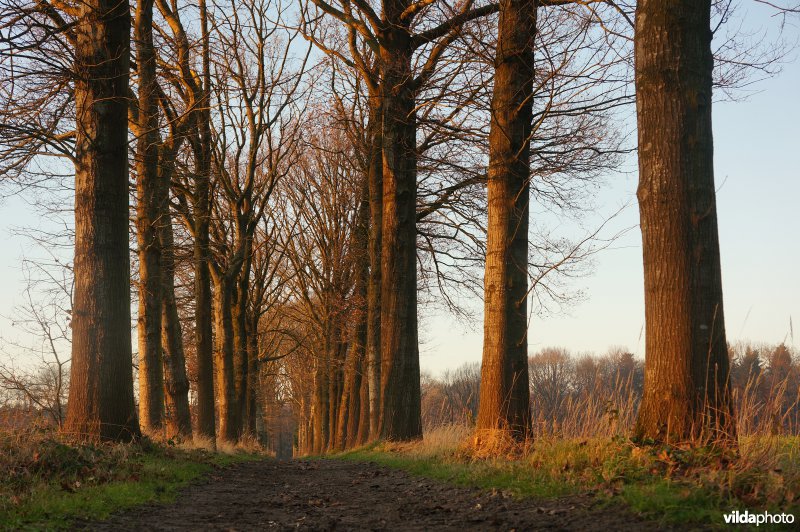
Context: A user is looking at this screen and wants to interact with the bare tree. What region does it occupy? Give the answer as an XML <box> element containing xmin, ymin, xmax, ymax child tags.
<box><xmin>193</xmin><ymin>0</ymin><xmax>310</xmax><ymax>441</ymax></box>
<box><xmin>0</xmin><ymin>266</ymin><xmax>71</xmax><ymax>427</ymax></box>
<box><xmin>279</xmin><ymin>120</ymin><xmax>362</xmax><ymax>452</ymax></box>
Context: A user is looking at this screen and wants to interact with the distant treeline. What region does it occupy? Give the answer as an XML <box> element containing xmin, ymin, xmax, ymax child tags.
<box><xmin>421</xmin><ymin>342</ymin><xmax>799</xmax><ymax>438</ymax></box>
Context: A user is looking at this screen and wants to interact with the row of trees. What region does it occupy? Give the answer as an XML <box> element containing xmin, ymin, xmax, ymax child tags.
<box><xmin>0</xmin><ymin>0</ymin><xmax>794</xmax><ymax>450</ymax></box>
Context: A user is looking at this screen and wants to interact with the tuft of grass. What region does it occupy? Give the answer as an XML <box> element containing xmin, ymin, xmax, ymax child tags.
<box><xmin>0</xmin><ymin>428</ymin><xmax>262</xmax><ymax>529</ymax></box>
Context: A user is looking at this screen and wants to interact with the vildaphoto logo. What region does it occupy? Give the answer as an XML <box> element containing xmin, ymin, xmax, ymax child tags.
<box><xmin>723</xmin><ymin>510</ymin><xmax>795</xmax><ymax>526</ymax></box>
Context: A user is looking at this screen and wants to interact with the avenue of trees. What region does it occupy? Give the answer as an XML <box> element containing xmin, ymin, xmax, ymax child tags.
<box><xmin>0</xmin><ymin>0</ymin><xmax>796</xmax><ymax>452</ymax></box>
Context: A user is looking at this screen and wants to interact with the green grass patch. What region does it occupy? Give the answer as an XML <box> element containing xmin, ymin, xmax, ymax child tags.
<box><xmin>338</xmin><ymin>446</ymin><xmax>578</xmax><ymax>498</ymax></box>
<box><xmin>0</xmin><ymin>432</ymin><xmax>262</xmax><ymax>530</ymax></box>
<box><xmin>333</xmin><ymin>434</ymin><xmax>800</xmax><ymax>529</ymax></box>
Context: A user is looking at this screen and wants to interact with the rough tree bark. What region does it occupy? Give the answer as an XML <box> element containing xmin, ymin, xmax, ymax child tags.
<box><xmin>158</xmin><ymin>167</ymin><xmax>192</xmax><ymax>439</ymax></box>
<box><xmin>212</xmin><ymin>277</ymin><xmax>239</xmax><ymax>443</ymax></box>
<box><xmin>366</xmin><ymin>97</ymin><xmax>383</xmax><ymax>440</ymax></box>
<box><xmin>233</xmin><ymin>239</ymin><xmax>252</xmax><ymax>437</ymax></box>
<box><xmin>134</xmin><ymin>0</ymin><xmax>165</xmax><ymax>436</ymax></box>
<box><xmin>338</xmin><ymin>176</ymin><xmax>369</xmax><ymax>448</ymax></box>
<box><xmin>633</xmin><ymin>0</ymin><xmax>736</xmax><ymax>444</ymax></box>
<box><xmin>326</xmin><ymin>330</ymin><xmax>344</xmax><ymax>451</ymax></box>
<box><xmin>194</xmin><ymin>0</ymin><xmax>216</xmax><ymax>443</ymax></box>
<box><xmin>65</xmin><ymin>0</ymin><xmax>140</xmax><ymax>442</ymax></box>
<box><xmin>476</xmin><ymin>0</ymin><xmax>537</xmax><ymax>444</ymax></box>
<box><xmin>246</xmin><ymin>312</ymin><xmax>260</xmax><ymax>435</ymax></box>
<box><xmin>378</xmin><ymin>0</ymin><xmax>422</xmax><ymax>441</ymax></box>
<box><xmin>312</xmin><ymin>350</ymin><xmax>330</xmax><ymax>453</ymax></box>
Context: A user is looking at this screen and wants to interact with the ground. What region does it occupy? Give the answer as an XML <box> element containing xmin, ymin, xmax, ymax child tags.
<box><xmin>83</xmin><ymin>459</ymin><xmax>667</xmax><ymax>531</ymax></box>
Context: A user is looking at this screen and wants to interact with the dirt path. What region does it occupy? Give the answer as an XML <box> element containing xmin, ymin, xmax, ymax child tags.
<box><xmin>83</xmin><ymin>459</ymin><xmax>664</xmax><ymax>531</ymax></box>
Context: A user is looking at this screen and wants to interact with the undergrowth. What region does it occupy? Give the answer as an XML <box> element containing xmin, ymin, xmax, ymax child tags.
<box><xmin>0</xmin><ymin>427</ymin><xmax>262</xmax><ymax>529</ymax></box>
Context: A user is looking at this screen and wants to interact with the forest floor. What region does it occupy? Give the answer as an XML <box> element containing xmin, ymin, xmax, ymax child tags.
<box><xmin>83</xmin><ymin>458</ymin><xmax>662</xmax><ymax>531</ymax></box>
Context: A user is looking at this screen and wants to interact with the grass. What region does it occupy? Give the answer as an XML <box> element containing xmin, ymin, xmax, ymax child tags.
<box><xmin>334</xmin><ymin>425</ymin><xmax>800</xmax><ymax>529</ymax></box>
<box><xmin>0</xmin><ymin>428</ymin><xmax>263</xmax><ymax>530</ymax></box>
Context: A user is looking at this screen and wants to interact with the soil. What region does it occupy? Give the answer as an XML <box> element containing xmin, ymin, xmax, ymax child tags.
<box><xmin>82</xmin><ymin>459</ymin><xmax>669</xmax><ymax>531</ymax></box>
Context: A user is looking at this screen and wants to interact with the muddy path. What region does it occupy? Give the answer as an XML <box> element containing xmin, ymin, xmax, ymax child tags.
<box><xmin>83</xmin><ymin>459</ymin><xmax>667</xmax><ymax>531</ymax></box>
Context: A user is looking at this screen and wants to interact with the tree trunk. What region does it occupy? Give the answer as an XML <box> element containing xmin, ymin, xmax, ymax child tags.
<box><xmin>335</xmin><ymin>340</ymin><xmax>353</xmax><ymax>451</ymax></box>
<box><xmin>344</xmin><ymin>171</ymin><xmax>370</xmax><ymax>447</ymax></box>
<box><xmin>233</xmin><ymin>247</ymin><xmax>252</xmax><ymax>437</ymax></box>
<box><xmin>378</xmin><ymin>8</ymin><xmax>422</xmax><ymax>441</ymax></box>
<box><xmin>158</xmin><ymin>170</ymin><xmax>192</xmax><ymax>439</ymax></box>
<box><xmin>356</xmin><ymin>357</ymin><xmax>370</xmax><ymax>445</ymax></box>
<box><xmin>327</xmin><ymin>334</ymin><xmax>343</xmax><ymax>451</ymax></box>
<box><xmin>366</xmin><ymin>98</ymin><xmax>383</xmax><ymax>440</ymax></box>
<box><xmin>65</xmin><ymin>0</ymin><xmax>140</xmax><ymax>442</ymax></box>
<box><xmin>194</xmin><ymin>0</ymin><xmax>216</xmax><ymax>443</ymax></box>
<box><xmin>312</xmin><ymin>350</ymin><xmax>329</xmax><ymax>453</ymax></box>
<box><xmin>476</xmin><ymin>0</ymin><xmax>536</xmax><ymax>444</ymax></box>
<box><xmin>246</xmin><ymin>313</ymin><xmax>259</xmax><ymax>436</ymax></box>
<box><xmin>134</xmin><ymin>0</ymin><xmax>164</xmax><ymax>436</ymax></box>
<box><xmin>633</xmin><ymin>0</ymin><xmax>736</xmax><ymax>444</ymax></box>
<box><xmin>213</xmin><ymin>278</ymin><xmax>238</xmax><ymax>442</ymax></box>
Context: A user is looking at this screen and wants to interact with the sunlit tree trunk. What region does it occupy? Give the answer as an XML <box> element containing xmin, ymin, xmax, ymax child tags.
<box><xmin>158</xmin><ymin>168</ymin><xmax>192</xmax><ymax>439</ymax></box>
<box><xmin>339</xmin><ymin>179</ymin><xmax>369</xmax><ymax>448</ymax></box>
<box><xmin>366</xmin><ymin>97</ymin><xmax>383</xmax><ymax>440</ymax></box>
<box><xmin>65</xmin><ymin>0</ymin><xmax>140</xmax><ymax>442</ymax></box>
<box><xmin>378</xmin><ymin>1</ymin><xmax>422</xmax><ymax>440</ymax></box>
<box><xmin>134</xmin><ymin>0</ymin><xmax>164</xmax><ymax>436</ymax></box>
<box><xmin>327</xmin><ymin>331</ymin><xmax>344</xmax><ymax>450</ymax></box>
<box><xmin>633</xmin><ymin>0</ymin><xmax>736</xmax><ymax>444</ymax></box>
<box><xmin>212</xmin><ymin>277</ymin><xmax>238</xmax><ymax>442</ymax></box>
<box><xmin>476</xmin><ymin>0</ymin><xmax>536</xmax><ymax>444</ymax></box>
<box><xmin>312</xmin><ymin>351</ymin><xmax>329</xmax><ymax>453</ymax></box>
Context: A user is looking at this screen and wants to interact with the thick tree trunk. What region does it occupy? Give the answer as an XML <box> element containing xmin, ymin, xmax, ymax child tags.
<box><xmin>335</xmin><ymin>341</ymin><xmax>353</xmax><ymax>451</ymax></box>
<box><xmin>345</xmin><ymin>352</ymin><xmax>363</xmax><ymax>448</ymax></box>
<box><xmin>366</xmin><ymin>98</ymin><xmax>383</xmax><ymax>440</ymax></box>
<box><xmin>336</xmin><ymin>333</ymin><xmax>364</xmax><ymax>449</ymax></box>
<box><xmin>300</xmin><ymin>396</ymin><xmax>311</xmax><ymax>455</ymax></box>
<box><xmin>213</xmin><ymin>279</ymin><xmax>239</xmax><ymax>442</ymax></box>
<box><xmin>158</xmin><ymin>171</ymin><xmax>192</xmax><ymax>439</ymax></box>
<box><xmin>476</xmin><ymin>0</ymin><xmax>536</xmax><ymax>444</ymax></box>
<box><xmin>356</xmin><ymin>358</ymin><xmax>370</xmax><ymax>445</ymax></box>
<box><xmin>327</xmin><ymin>335</ymin><xmax>344</xmax><ymax>451</ymax></box>
<box><xmin>312</xmin><ymin>351</ymin><xmax>329</xmax><ymax>453</ymax></box>
<box><xmin>65</xmin><ymin>0</ymin><xmax>140</xmax><ymax>442</ymax></box>
<box><xmin>134</xmin><ymin>0</ymin><xmax>164</xmax><ymax>436</ymax></box>
<box><xmin>378</xmin><ymin>8</ymin><xmax>422</xmax><ymax>441</ymax></box>
<box><xmin>349</xmin><ymin>173</ymin><xmax>370</xmax><ymax>447</ymax></box>
<box><xmin>194</xmin><ymin>0</ymin><xmax>216</xmax><ymax>443</ymax></box>
<box><xmin>633</xmin><ymin>0</ymin><xmax>736</xmax><ymax>444</ymax></box>
<box><xmin>246</xmin><ymin>314</ymin><xmax>259</xmax><ymax>436</ymax></box>
<box><xmin>233</xmin><ymin>247</ymin><xmax>251</xmax><ymax>437</ymax></box>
